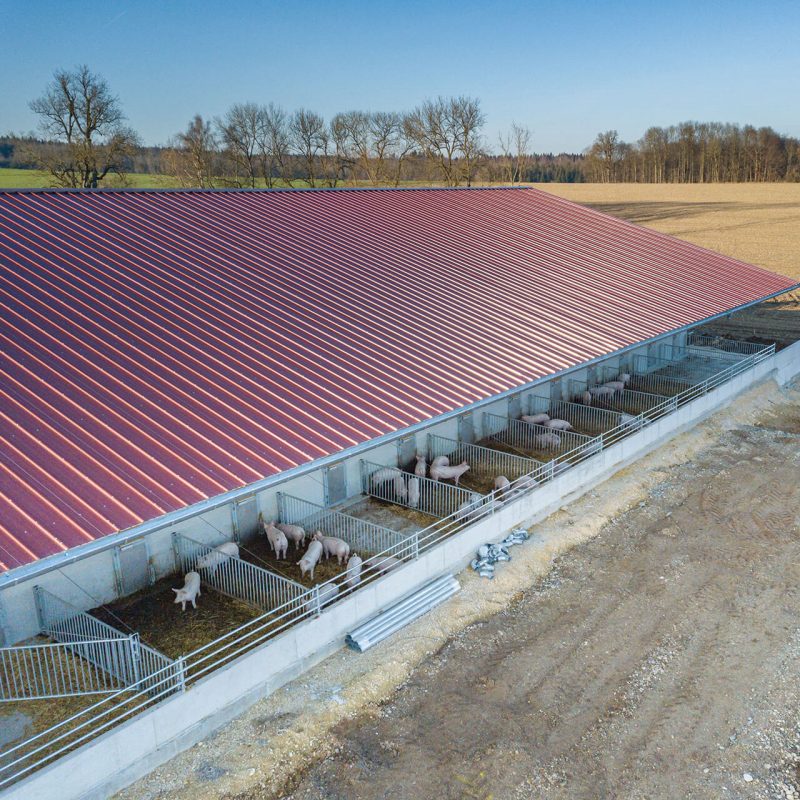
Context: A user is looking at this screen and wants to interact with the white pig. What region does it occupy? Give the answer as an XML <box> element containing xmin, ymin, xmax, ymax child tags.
<box><xmin>430</xmin><ymin>460</ymin><xmax>470</xmax><ymax>485</ymax></box>
<box><xmin>276</xmin><ymin>522</ymin><xmax>306</xmax><ymax>550</ymax></box>
<box><xmin>196</xmin><ymin>542</ymin><xmax>239</xmax><ymax>577</ymax></box>
<box><xmin>543</xmin><ymin>419</ymin><xmax>573</xmax><ymax>431</ymax></box>
<box><xmin>393</xmin><ymin>474</ymin><xmax>408</xmax><ymax>502</ymax></box>
<box><xmin>345</xmin><ymin>553</ymin><xmax>363</xmax><ymax>588</ymax></box>
<box><xmin>494</xmin><ymin>475</ymin><xmax>511</xmax><ymax>495</ymax></box>
<box><xmin>603</xmin><ymin>380</ymin><xmax>625</xmax><ymax>393</ymax></box>
<box><xmin>414</xmin><ymin>454</ymin><xmax>427</xmax><ymax>478</ymax></box>
<box><xmin>619</xmin><ymin>412</ymin><xmax>643</xmax><ymax>431</ymax></box>
<box><xmin>455</xmin><ymin>497</ymin><xmax>483</xmax><ymax>522</ymax></box>
<box><xmin>510</xmin><ymin>474</ymin><xmax>538</xmax><ymax>494</ymax></box>
<box><xmin>304</xmin><ymin>582</ymin><xmax>339</xmax><ymax>614</ymax></box>
<box><xmin>263</xmin><ymin>521</ymin><xmax>288</xmax><ymax>560</ymax></box>
<box><xmin>521</xmin><ymin>413</ymin><xmax>550</xmax><ymax>425</ymax></box>
<box><xmin>312</xmin><ymin>531</ymin><xmax>351</xmax><ymax>565</ymax></box>
<box><xmin>579</xmin><ymin>391</ymin><xmax>592</xmax><ymax>405</ymax></box>
<box><xmin>172</xmin><ymin>571</ymin><xmax>201</xmax><ymax>611</ymax></box>
<box><xmin>534</xmin><ymin>432</ymin><xmax>562</xmax><ymax>448</ymax></box>
<box><xmin>297</xmin><ymin>539</ymin><xmax>324</xmax><ymax>580</ymax></box>
<box><xmin>370</xmin><ymin>466</ymin><xmax>401</xmax><ymax>486</ymax></box>
<box><xmin>407</xmin><ymin>477</ymin><xmax>420</xmax><ymax>508</ymax></box>
<box><xmin>364</xmin><ymin>555</ymin><xmax>402</xmax><ymax>574</ymax></box>
<box><xmin>618</xmin><ymin>373</ymin><xmax>631</xmax><ymax>384</ymax></box>
<box><xmin>430</xmin><ymin>455</ymin><xmax>450</xmax><ymax>468</ymax></box>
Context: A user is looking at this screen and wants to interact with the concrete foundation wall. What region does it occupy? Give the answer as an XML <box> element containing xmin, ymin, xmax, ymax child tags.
<box><xmin>6</xmin><ymin>345</ymin><xmax>797</xmax><ymax>800</ymax></box>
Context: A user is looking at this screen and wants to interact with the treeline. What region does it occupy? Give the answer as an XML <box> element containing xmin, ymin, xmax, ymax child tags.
<box><xmin>8</xmin><ymin>66</ymin><xmax>800</xmax><ymax>187</ymax></box>
<box><xmin>586</xmin><ymin>124</ymin><xmax>800</xmax><ymax>183</ymax></box>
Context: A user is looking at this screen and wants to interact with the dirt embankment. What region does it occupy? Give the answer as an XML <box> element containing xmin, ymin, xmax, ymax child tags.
<box><xmin>117</xmin><ymin>378</ymin><xmax>800</xmax><ymax>800</ymax></box>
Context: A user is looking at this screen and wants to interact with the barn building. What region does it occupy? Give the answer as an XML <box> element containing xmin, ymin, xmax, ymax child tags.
<box><xmin>0</xmin><ymin>186</ymin><xmax>798</xmax><ymax>797</ymax></box>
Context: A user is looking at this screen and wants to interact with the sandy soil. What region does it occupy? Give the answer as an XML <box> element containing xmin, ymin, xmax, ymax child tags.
<box><xmin>115</xmin><ymin>376</ymin><xmax>800</xmax><ymax>800</ymax></box>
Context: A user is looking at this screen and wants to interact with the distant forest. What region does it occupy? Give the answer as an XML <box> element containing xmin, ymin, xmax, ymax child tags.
<box><xmin>5</xmin><ymin>65</ymin><xmax>800</xmax><ymax>187</ymax></box>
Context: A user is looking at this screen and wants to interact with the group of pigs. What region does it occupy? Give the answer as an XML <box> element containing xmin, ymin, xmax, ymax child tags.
<box><xmin>171</xmin><ymin>516</ymin><xmax>402</xmax><ymax>613</ymax></box>
<box><xmin>171</xmin><ymin>373</ymin><xmax>640</xmax><ymax>611</ymax></box>
<box><xmin>574</xmin><ymin>372</ymin><xmax>632</xmax><ymax>406</ymax></box>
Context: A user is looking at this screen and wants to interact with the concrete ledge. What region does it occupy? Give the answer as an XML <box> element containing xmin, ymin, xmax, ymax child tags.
<box><xmin>5</xmin><ymin>351</ymin><xmax>799</xmax><ymax>800</ymax></box>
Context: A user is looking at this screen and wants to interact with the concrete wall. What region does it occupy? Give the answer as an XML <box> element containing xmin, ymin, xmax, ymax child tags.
<box><xmin>5</xmin><ymin>344</ymin><xmax>797</xmax><ymax>800</ymax></box>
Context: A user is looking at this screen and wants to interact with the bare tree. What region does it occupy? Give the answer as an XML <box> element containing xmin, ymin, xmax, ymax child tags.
<box><xmin>498</xmin><ymin>122</ymin><xmax>532</xmax><ymax>184</ymax></box>
<box><xmin>163</xmin><ymin>115</ymin><xmax>218</xmax><ymax>188</ymax></box>
<box><xmin>28</xmin><ymin>65</ymin><xmax>140</xmax><ymax>188</ymax></box>
<box><xmin>289</xmin><ymin>109</ymin><xmax>328</xmax><ymax>187</ymax></box>
<box><xmin>404</xmin><ymin>98</ymin><xmax>460</xmax><ymax>185</ymax></box>
<box><xmin>334</xmin><ymin>110</ymin><xmax>410</xmax><ymax>186</ymax></box>
<box><xmin>257</xmin><ymin>103</ymin><xmax>290</xmax><ymax>187</ymax></box>
<box><xmin>450</xmin><ymin>96</ymin><xmax>485</xmax><ymax>186</ymax></box>
<box><xmin>405</xmin><ymin>96</ymin><xmax>486</xmax><ymax>186</ymax></box>
<box><xmin>217</xmin><ymin>103</ymin><xmax>263</xmax><ymax>187</ymax></box>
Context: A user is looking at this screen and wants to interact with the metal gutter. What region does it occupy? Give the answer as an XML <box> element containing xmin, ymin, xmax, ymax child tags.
<box><xmin>1</xmin><ymin>289</ymin><xmax>794</xmax><ymax>590</ymax></box>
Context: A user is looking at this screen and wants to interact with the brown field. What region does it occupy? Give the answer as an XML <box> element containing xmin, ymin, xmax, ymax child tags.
<box><xmin>533</xmin><ymin>182</ymin><xmax>800</xmax><ymax>282</ymax></box>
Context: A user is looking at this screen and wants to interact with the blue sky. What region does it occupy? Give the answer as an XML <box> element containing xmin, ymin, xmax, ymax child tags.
<box><xmin>1</xmin><ymin>0</ymin><xmax>798</xmax><ymax>152</ymax></box>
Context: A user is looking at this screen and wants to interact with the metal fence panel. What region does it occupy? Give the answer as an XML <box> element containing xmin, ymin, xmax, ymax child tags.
<box><xmin>482</xmin><ymin>413</ymin><xmax>602</xmax><ymax>463</ymax></box>
<box><xmin>277</xmin><ymin>493</ymin><xmax>419</xmax><ymax>560</ymax></box>
<box><xmin>427</xmin><ymin>433</ymin><xmax>552</xmax><ymax>483</ymax></box>
<box><xmin>360</xmin><ymin>460</ymin><xmax>481</xmax><ymax>519</ymax></box>
<box><xmin>686</xmin><ymin>333</ymin><xmax>772</xmax><ymax>356</ymax></box>
<box><xmin>0</xmin><ymin>638</ymin><xmax>135</xmax><ymax>701</ymax></box>
<box><xmin>173</xmin><ymin>533</ymin><xmax>307</xmax><ymax>614</ymax></box>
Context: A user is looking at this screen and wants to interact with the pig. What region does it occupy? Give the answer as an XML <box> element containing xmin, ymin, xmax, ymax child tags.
<box><xmin>619</xmin><ymin>412</ymin><xmax>643</xmax><ymax>431</ymax></box>
<box><xmin>172</xmin><ymin>571</ymin><xmax>201</xmax><ymax>611</ymax></box>
<box><xmin>263</xmin><ymin>521</ymin><xmax>288</xmax><ymax>560</ymax></box>
<box><xmin>414</xmin><ymin>453</ymin><xmax>427</xmax><ymax>478</ymax></box>
<box><xmin>407</xmin><ymin>477</ymin><xmax>420</xmax><ymax>508</ymax></box>
<box><xmin>455</xmin><ymin>497</ymin><xmax>483</xmax><ymax>523</ymax></box>
<box><xmin>297</xmin><ymin>539</ymin><xmax>324</xmax><ymax>580</ymax></box>
<box><xmin>345</xmin><ymin>553</ymin><xmax>363</xmax><ymax>588</ymax></box>
<box><xmin>579</xmin><ymin>391</ymin><xmax>592</xmax><ymax>405</ymax></box>
<box><xmin>543</xmin><ymin>419</ymin><xmax>573</xmax><ymax>431</ymax></box>
<box><xmin>312</xmin><ymin>531</ymin><xmax>351</xmax><ymax>565</ymax></box>
<box><xmin>393</xmin><ymin>474</ymin><xmax>408</xmax><ymax>502</ymax></box>
<box><xmin>602</xmin><ymin>380</ymin><xmax>625</xmax><ymax>393</ymax></box>
<box><xmin>304</xmin><ymin>582</ymin><xmax>339</xmax><ymax>614</ymax></box>
<box><xmin>196</xmin><ymin>542</ymin><xmax>239</xmax><ymax>577</ymax></box>
<box><xmin>534</xmin><ymin>432</ymin><xmax>562</xmax><ymax>448</ymax></box>
<box><xmin>521</xmin><ymin>413</ymin><xmax>550</xmax><ymax>425</ymax></box>
<box><xmin>276</xmin><ymin>522</ymin><xmax>306</xmax><ymax>550</ymax></box>
<box><xmin>510</xmin><ymin>474</ymin><xmax>538</xmax><ymax>494</ymax></box>
<box><xmin>494</xmin><ymin>475</ymin><xmax>511</xmax><ymax>495</ymax></box>
<box><xmin>370</xmin><ymin>466</ymin><xmax>401</xmax><ymax>486</ymax></box>
<box><xmin>364</xmin><ymin>555</ymin><xmax>402</xmax><ymax>574</ymax></box>
<box><xmin>430</xmin><ymin>460</ymin><xmax>470</xmax><ymax>485</ymax></box>
<box><xmin>618</xmin><ymin>373</ymin><xmax>631</xmax><ymax>384</ymax></box>
<box><xmin>431</xmin><ymin>455</ymin><xmax>450</xmax><ymax>468</ymax></box>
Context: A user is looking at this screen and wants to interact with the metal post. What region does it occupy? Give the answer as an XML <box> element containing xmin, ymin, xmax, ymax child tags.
<box><xmin>129</xmin><ymin>633</ymin><xmax>141</xmax><ymax>685</ymax></box>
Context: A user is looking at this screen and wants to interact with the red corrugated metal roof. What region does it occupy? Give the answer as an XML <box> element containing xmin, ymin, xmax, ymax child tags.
<box><xmin>0</xmin><ymin>187</ymin><xmax>795</xmax><ymax>573</ymax></box>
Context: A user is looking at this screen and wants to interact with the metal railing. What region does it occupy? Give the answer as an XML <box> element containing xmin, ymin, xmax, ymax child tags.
<box><xmin>0</xmin><ymin>337</ymin><xmax>776</xmax><ymax>789</ymax></box>
<box><xmin>0</xmin><ymin>638</ymin><xmax>135</xmax><ymax>701</ymax></box>
<box><xmin>482</xmin><ymin>412</ymin><xmax>601</xmax><ymax>462</ymax></box>
<box><xmin>360</xmin><ymin>460</ymin><xmax>481</xmax><ymax>519</ymax></box>
<box><xmin>278</xmin><ymin>493</ymin><xmax>419</xmax><ymax>560</ymax></box>
<box><xmin>173</xmin><ymin>532</ymin><xmax>307</xmax><ymax>614</ymax></box>
<box><xmin>686</xmin><ymin>333</ymin><xmax>772</xmax><ymax>356</ymax></box>
<box><xmin>427</xmin><ymin>433</ymin><xmax>553</xmax><ymax>483</ymax></box>
<box><xmin>528</xmin><ymin>395</ymin><xmax>626</xmax><ymax>435</ymax></box>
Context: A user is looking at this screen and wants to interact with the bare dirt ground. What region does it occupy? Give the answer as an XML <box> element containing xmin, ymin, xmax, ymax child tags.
<box><xmin>117</xmin><ymin>377</ymin><xmax>800</xmax><ymax>800</ymax></box>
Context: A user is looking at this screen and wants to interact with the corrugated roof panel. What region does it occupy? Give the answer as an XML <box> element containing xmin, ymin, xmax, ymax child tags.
<box><xmin>0</xmin><ymin>187</ymin><xmax>795</xmax><ymax>573</ymax></box>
